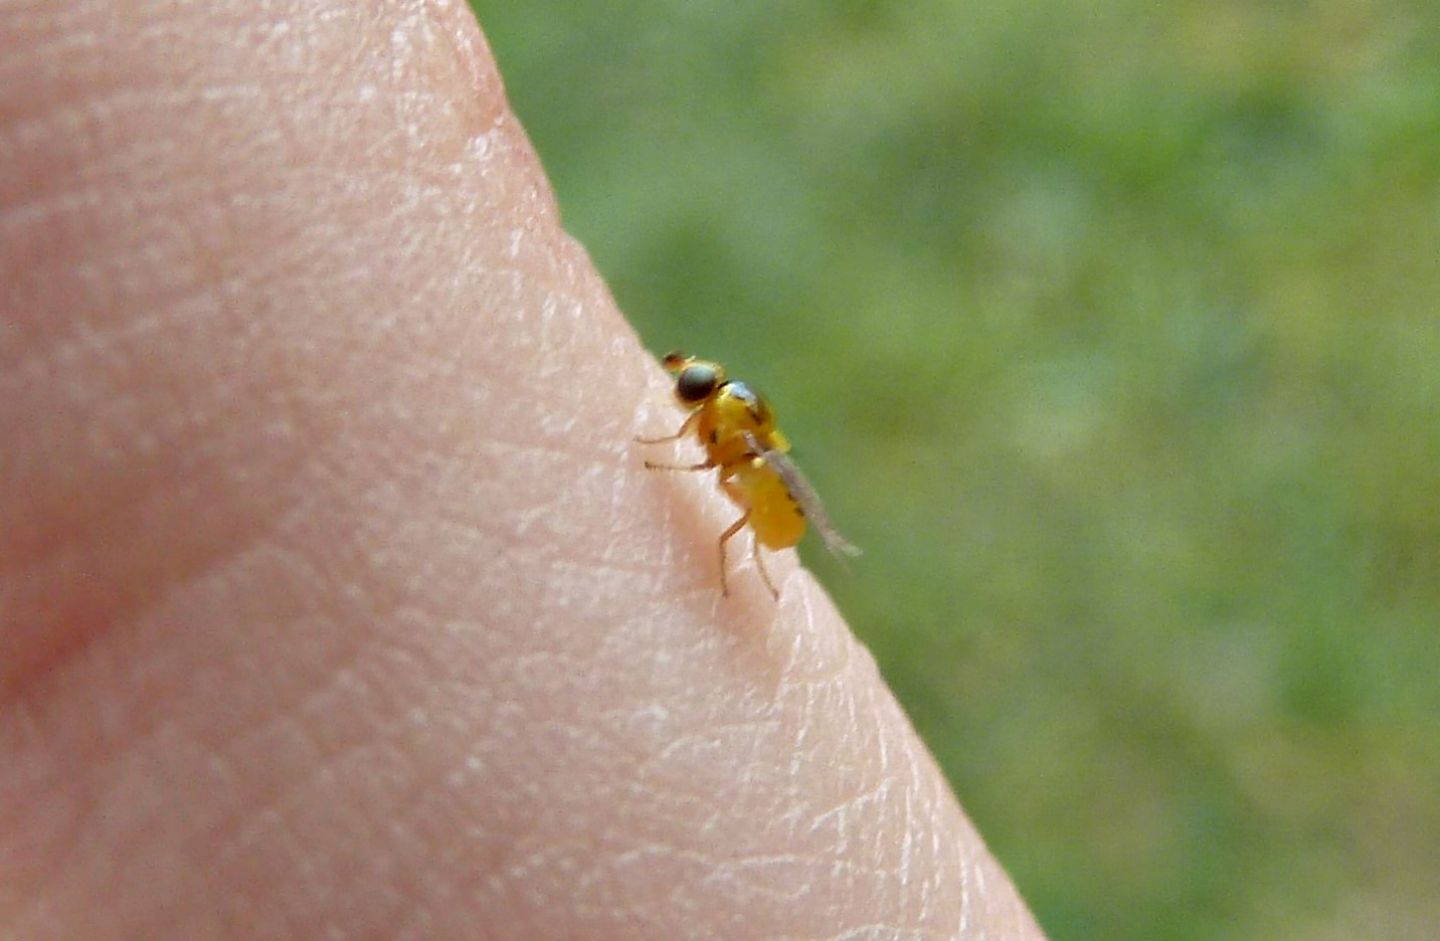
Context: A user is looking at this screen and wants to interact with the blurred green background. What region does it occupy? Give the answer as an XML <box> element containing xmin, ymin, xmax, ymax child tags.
<box><xmin>474</xmin><ymin>2</ymin><xmax>1440</xmax><ymax>938</ymax></box>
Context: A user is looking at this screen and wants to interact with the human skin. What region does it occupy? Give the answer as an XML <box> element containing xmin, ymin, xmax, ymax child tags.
<box><xmin>0</xmin><ymin>2</ymin><xmax>1046</xmax><ymax>938</ymax></box>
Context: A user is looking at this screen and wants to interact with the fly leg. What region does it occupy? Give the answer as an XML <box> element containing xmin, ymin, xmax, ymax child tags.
<box><xmin>717</xmin><ymin>510</ymin><xmax>750</xmax><ymax>597</ymax></box>
<box><xmin>718</xmin><ymin>470</ymin><xmax>774</xmax><ymax>600</ymax></box>
<box><xmin>635</xmin><ymin>409</ymin><xmax>699</xmax><ymax>445</ymax></box>
<box><xmin>643</xmin><ymin>459</ymin><xmax>715</xmax><ymax>472</ymax></box>
<box><xmin>751</xmin><ymin>534</ymin><xmax>778</xmax><ymax>601</ymax></box>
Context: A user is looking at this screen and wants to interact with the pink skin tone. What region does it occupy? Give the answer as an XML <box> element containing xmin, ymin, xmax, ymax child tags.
<box><xmin>0</xmin><ymin>2</ymin><xmax>1046</xmax><ymax>938</ymax></box>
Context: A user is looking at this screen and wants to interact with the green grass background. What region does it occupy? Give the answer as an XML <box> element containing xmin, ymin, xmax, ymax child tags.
<box><xmin>474</xmin><ymin>3</ymin><xmax>1440</xmax><ymax>938</ymax></box>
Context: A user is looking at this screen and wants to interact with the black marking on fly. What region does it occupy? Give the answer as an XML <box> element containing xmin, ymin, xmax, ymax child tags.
<box><xmin>726</xmin><ymin>381</ymin><xmax>767</xmax><ymax>422</ymax></box>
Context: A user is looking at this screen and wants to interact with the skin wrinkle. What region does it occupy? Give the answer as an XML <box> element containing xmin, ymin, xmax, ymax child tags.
<box><xmin>1</xmin><ymin>101</ymin><xmax>269</xmax><ymax>291</ymax></box>
<box><xmin>207</xmin><ymin>633</ymin><xmax>370</xmax><ymax>816</ymax></box>
<box><xmin>1</xmin><ymin>9</ymin><xmax>518</xmax><ymax>367</ymax></box>
<box><xmin>17</xmin><ymin>728</ymin><xmax>199</xmax><ymax>937</ymax></box>
<box><xmin>5</xmin><ymin>147</ymin><xmax>398</xmax><ymax>655</ymax></box>
<box><xmin>4</xmin><ymin>310</ymin><xmax>291</xmax><ymax>541</ymax></box>
<box><xmin>0</xmin><ymin>355</ymin><xmax>328</xmax><ymax>695</ymax></box>
<box><xmin>21</xmin><ymin>653</ymin><xmax>240</xmax><ymax>910</ymax></box>
<box><xmin>214</xmin><ymin>701</ymin><xmax>420</xmax><ymax>935</ymax></box>
<box><xmin>0</xmin><ymin>82</ymin><xmax>265</xmax><ymax>174</ymax></box>
<box><xmin>4</xmin><ymin>287</ymin><xmax>213</xmax><ymax>396</ymax></box>
<box><xmin>4</xmin><ymin>241</ymin><xmax>201</xmax><ymax>391</ymax></box>
<box><xmin>22</xmin><ymin>510</ymin><xmax>403</xmax><ymax>928</ymax></box>
<box><xmin>587</xmin><ymin>622</ymin><xmax>881</xmax><ymax>922</ymax></box>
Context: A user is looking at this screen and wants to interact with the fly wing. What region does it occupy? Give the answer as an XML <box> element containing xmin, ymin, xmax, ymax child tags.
<box><xmin>744</xmin><ymin>432</ymin><xmax>861</xmax><ymax>562</ymax></box>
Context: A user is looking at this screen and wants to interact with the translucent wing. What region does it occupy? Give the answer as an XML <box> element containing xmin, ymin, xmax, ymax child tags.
<box><xmin>744</xmin><ymin>432</ymin><xmax>861</xmax><ymax>562</ymax></box>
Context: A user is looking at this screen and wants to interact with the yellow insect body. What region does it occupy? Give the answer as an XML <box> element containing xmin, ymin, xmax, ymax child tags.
<box><xmin>723</xmin><ymin>456</ymin><xmax>806</xmax><ymax>550</ymax></box>
<box><xmin>639</xmin><ymin>351</ymin><xmax>857</xmax><ymax>599</ymax></box>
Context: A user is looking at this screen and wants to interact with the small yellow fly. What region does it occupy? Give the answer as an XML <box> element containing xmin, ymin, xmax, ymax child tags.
<box><xmin>638</xmin><ymin>351</ymin><xmax>859</xmax><ymax>599</ymax></box>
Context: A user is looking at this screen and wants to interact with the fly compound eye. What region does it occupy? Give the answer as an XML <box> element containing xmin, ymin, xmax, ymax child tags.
<box><xmin>675</xmin><ymin>363</ymin><xmax>719</xmax><ymax>403</ymax></box>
